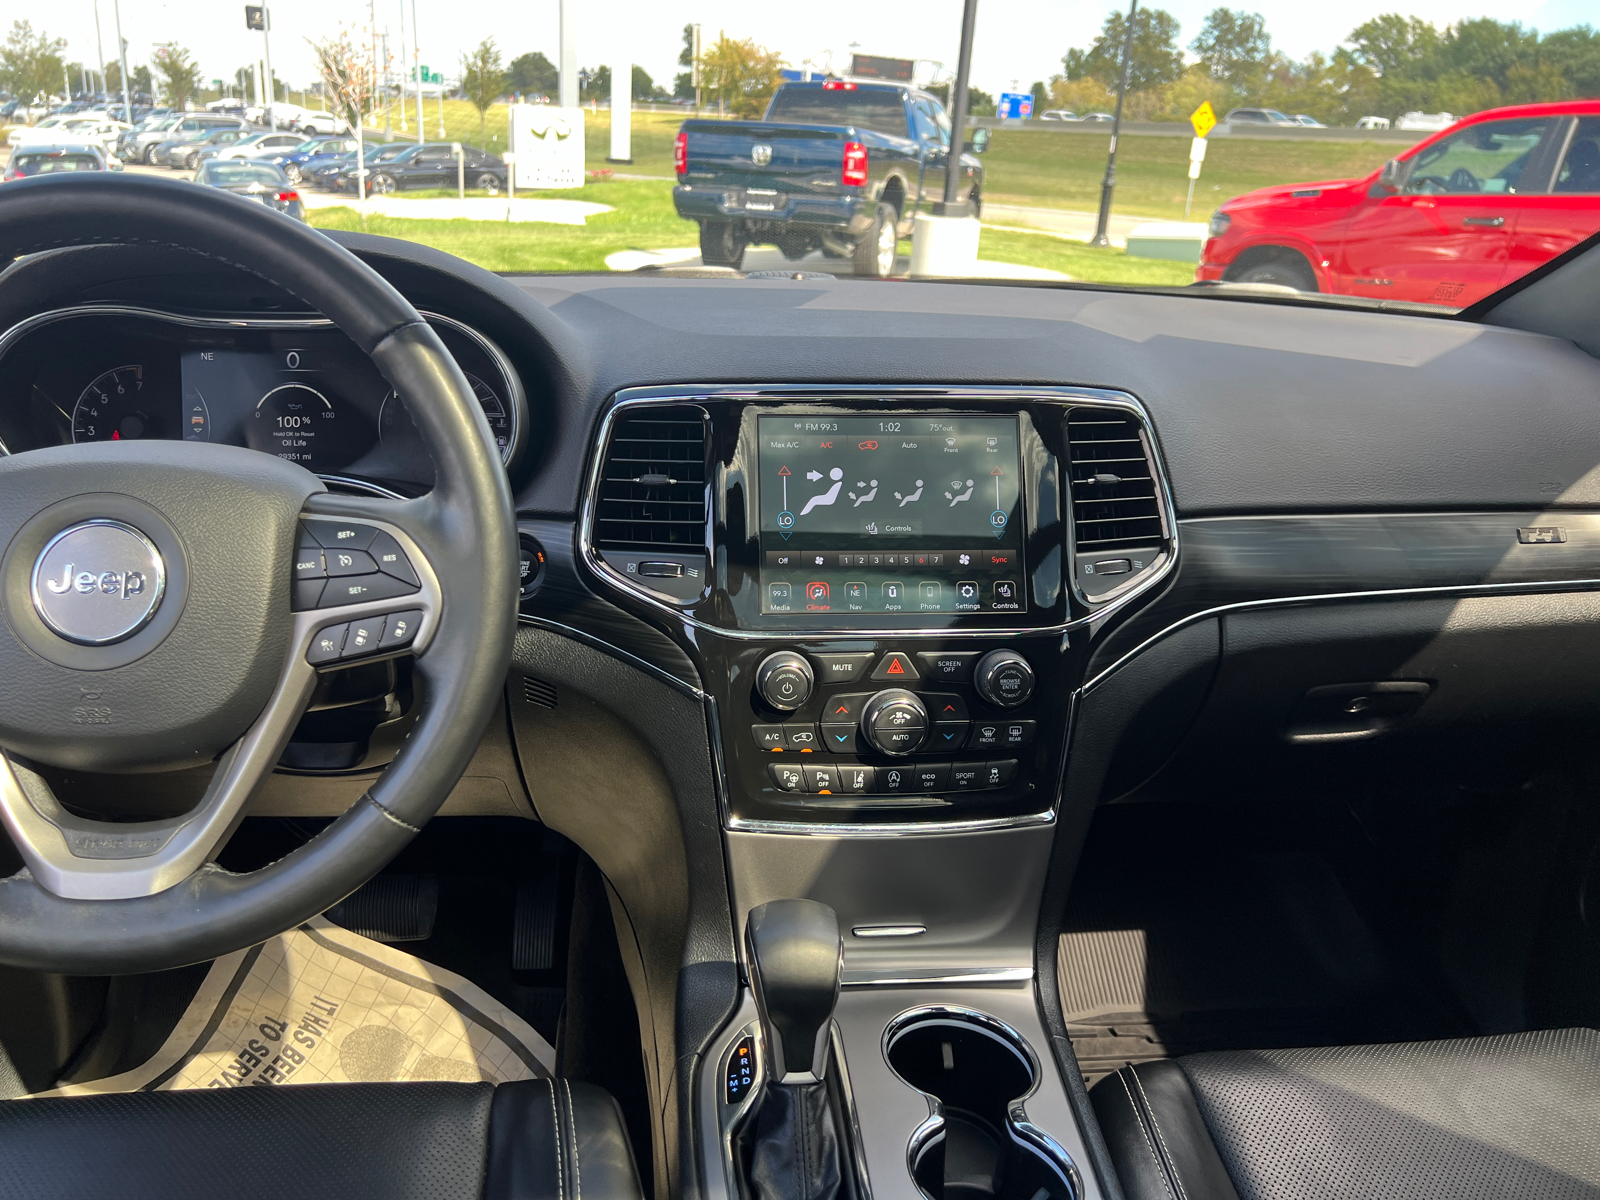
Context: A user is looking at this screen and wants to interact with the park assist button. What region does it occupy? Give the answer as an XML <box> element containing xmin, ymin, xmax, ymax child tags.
<box><xmin>811</xmin><ymin>652</ymin><xmax>874</xmax><ymax>683</ymax></box>
<box><xmin>769</xmin><ymin>762</ymin><xmax>806</xmax><ymax>792</ymax></box>
<box><xmin>869</xmin><ymin>652</ymin><xmax>921</xmax><ymax>683</ymax></box>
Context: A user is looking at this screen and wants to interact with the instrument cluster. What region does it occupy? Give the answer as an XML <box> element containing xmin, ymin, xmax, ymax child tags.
<box><xmin>0</xmin><ymin>307</ymin><xmax>528</xmax><ymax>493</ymax></box>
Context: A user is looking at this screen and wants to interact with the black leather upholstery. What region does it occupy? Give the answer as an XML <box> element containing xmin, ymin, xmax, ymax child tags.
<box><xmin>1091</xmin><ymin>1028</ymin><xmax>1600</xmax><ymax>1200</ymax></box>
<box><xmin>0</xmin><ymin>1078</ymin><xmax>642</xmax><ymax>1200</ymax></box>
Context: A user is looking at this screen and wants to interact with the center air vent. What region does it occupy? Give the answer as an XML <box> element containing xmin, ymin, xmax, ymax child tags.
<box><xmin>595</xmin><ymin>407</ymin><xmax>709</xmax><ymax>551</ymax></box>
<box><xmin>1067</xmin><ymin>407</ymin><xmax>1167</xmax><ymax>553</ymax></box>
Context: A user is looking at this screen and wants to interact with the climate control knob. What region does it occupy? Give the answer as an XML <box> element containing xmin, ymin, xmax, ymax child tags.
<box><xmin>860</xmin><ymin>689</ymin><xmax>928</xmax><ymax>756</ymax></box>
<box><xmin>974</xmin><ymin>649</ymin><xmax>1034</xmax><ymax>708</ymax></box>
<box><xmin>755</xmin><ymin>651</ymin><xmax>814</xmax><ymax>712</ymax></box>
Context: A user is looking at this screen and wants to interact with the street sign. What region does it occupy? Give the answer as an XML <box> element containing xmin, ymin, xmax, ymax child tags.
<box><xmin>998</xmin><ymin>92</ymin><xmax>1033</xmax><ymax>120</ymax></box>
<box><xmin>1190</xmin><ymin>101</ymin><xmax>1217</xmax><ymax>139</ymax></box>
<box><xmin>851</xmin><ymin>54</ymin><xmax>915</xmax><ymax>82</ymax></box>
<box><xmin>244</xmin><ymin>5</ymin><xmax>266</xmax><ymax>31</ymax></box>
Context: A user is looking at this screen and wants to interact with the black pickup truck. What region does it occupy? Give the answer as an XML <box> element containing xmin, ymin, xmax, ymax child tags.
<box><xmin>672</xmin><ymin>80</ymin><xmax>988</xmax><ymax>275</ymax></box>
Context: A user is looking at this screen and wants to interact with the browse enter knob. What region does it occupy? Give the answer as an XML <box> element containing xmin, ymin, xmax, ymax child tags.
<box><xmin>974</xmin><ymin>649</ymin><xmax>1034</xmax><ymax>708</ymax></box>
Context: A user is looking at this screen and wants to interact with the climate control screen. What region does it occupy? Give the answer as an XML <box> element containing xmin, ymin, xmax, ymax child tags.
<box><xmin>756</xmin><ymin>414</ymin><xmax>1025</xmax><ymax>615</ymax></box>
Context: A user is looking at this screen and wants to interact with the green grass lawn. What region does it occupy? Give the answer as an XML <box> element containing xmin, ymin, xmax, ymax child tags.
<box><xmin>309</xmin><ymin>178</ymin><xmax>689</xmax><ymax>272</ymax></box>
<box><xmin>310</xmin><ymin>176</ymin><xmax>1192</xmax><ymax>284</ymax></box>
<box><xmin>979</xmin><ymin>129</ymin><xmax>1396</xmax><ymax>218</ymax></box>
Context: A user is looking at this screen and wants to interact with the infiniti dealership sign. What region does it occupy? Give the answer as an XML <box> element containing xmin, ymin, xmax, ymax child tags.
<box><xmin>31</xmin><ymin>520</ymin><xmax>166</xmax><ymax>645</ymax></box>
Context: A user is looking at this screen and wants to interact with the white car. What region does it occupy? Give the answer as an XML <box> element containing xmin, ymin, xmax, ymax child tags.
<box><xmin>1397</xmin><ymin>111</ymin><xmax>1455</xmax><ymax>132</ymax></box>
<box><xmin>1039</xmin><ymin>110</ymin><xmax>1078</xmax><ymax>122</ymax></box>
<box><xmin>7</xmin><ymin>114</ymin><xmax>72</xmax><ymax>145</ymax></box>
<box><xmin>1355</xmin><ymin>115</ymin><xmax>1392</xmax><ymax>130</ymax></box>
<box><xmin>10</xmin><ymin>118</ymin><xmax>127</xmax><ymax>152</ymax></box>
<box><xmin>247</xmin><ymin>102</ymin><xmax>348</xmax><ymax>135</ymax></box>
<box><xmin>1292</xmin><ymin>115</ymin><xmax>1327</xmax><ymax>128</ymax></box>
<box><xmin>211</xmin><ymin>131</ymin><xmax>305</xmax><ymax>160</ymax></box>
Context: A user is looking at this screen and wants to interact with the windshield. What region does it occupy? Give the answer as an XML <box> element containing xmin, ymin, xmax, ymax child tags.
<box><xmin>6</xmin><ymin>11</ymin><xmax>1598</xmax><ymax>313</ymax></box>
<box><xmin>196</xmin><ymin>162</ymin><xmax>286</xmax><ymax>187</ymax></box>
<box><xmin>11</xmin><ymin>152</ymin><xmax>101</xmax><ymax>175</ymax></box>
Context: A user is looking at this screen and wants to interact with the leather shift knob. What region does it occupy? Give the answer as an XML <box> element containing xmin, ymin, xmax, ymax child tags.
<box><xmin>745</xmin><ymin>899</ymin><xmax>843</xmax><ymax>1085</ymax></box>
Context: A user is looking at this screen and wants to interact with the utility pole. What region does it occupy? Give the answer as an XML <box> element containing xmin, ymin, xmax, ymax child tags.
<box><xmin>368</xmin><ymin>0</ymin><xmax>378</xmax><ymax>129</ymax></box>
<box><xmin>941</xmin><ymin>0</ymin><xmax>979</xmax><ymax>210</ymax></box>
<box><xmin>692</xmin><ymin>23</ymin><xmax>701</xmax><ymax>113</ymax></box>
<box><xmin>382</xmin><ymin>30</ymin><xmax>391</xmax><ymax>136</ymax></box>
<box><xmin>558</xmin><ymin>0</ymin><xmax>577</xmax><ymax>108</ymax></box>
<box><xmin>261</xmin><ymin>6</ymin><xmax>275</xmax><ymax>129</ymax></box>
<box><xmin>92</xmin><ymin>0</ymin><xmax>107</xmax><ymax>99</ymax></box>
<box><xmin>410</xmin><ymin>0</ymin><xmax>423</xmax><ymax>143</ymax></box>
<box><xmin>397</xmin><ymin>0</ymin><xmax>408</xmax><ymax>131</ymax></box>
<box><xmin>112</xmin><ymin>0</ymin><xmax>131</xmax><ymax>122</ymax></box>
<box><xmin>1091</xmin><ymin>0</ymin><xmax>1138</xmax><ymax>247</ymax></box>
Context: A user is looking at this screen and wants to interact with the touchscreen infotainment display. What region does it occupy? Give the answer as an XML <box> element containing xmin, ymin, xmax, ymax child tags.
<box><xmin>757</xmin><ymin>414</ymin><xmax>1025</xmax><ymax>615</ymax></box>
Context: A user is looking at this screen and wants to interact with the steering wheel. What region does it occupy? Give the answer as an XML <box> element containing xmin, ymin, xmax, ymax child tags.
<box><xmin>1445</xmin><ymin>168</ymin><xmax>1481</xmax><ymax>193</ymax></box>
<box><xmin>0</xmin><ymin>174</ymin><xmax>517</xmax><ymax>974</ymax></box>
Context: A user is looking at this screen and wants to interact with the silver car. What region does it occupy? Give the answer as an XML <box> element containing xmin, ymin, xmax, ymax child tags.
<box><xmin>192</xmin><ymin>160</ymin><xmax>305</xmax><ymax>221</ymax></box>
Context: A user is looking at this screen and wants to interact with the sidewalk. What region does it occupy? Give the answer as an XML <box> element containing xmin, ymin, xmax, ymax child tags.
<box><xmin>297</xmin><ymin>192</ymin><xmax>612</xmax><ymax>225</ymax></box>
<box><xmin>604</xmin><ymin>245</ymin><xmax>1070</xmax><ymax>281</ymax></box>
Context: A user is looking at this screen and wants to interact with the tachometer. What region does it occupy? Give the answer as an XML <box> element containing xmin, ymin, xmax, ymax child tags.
<box><xmin>72</xmin><ymin>366</ymin><xmax>158</xmax><ymax>442</ymax></box>
<box><xmin>378</xmin><ymin>373</ymin><xmax>513</xmax><ymax>463</ymax></box>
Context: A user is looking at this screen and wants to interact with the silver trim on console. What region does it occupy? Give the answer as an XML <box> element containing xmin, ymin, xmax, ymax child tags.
<box><xmin>578</xmin><ymin>386</ymin><xmax>1179</xmax><ymax>639</ymax></box>
<box><xmin>0</xmin><ymin>304</ymin><xmax>526</xmax><ymax>470</ymax></box>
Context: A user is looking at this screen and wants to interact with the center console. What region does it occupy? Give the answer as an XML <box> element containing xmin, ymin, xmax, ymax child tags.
<box><xmin>581</xmin><ymin>385</ymin><xmax>1175</xmax><ymax>831</ymax></box>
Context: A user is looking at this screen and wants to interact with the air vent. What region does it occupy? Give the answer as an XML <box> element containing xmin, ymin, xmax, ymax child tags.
<box><xmin>595</xmin><ymin>407</ymin><xmax>709</xmax><ymax>551</ymax></box>
<box><xmin>1067</xmin><ymin>408</ymin><xmax>1167</xmax><ymax>553</ymax></box>
<box><xmin>522</xmin><ymin>676</ymin><xmax>558</xmax><ymax>708</ymax></box>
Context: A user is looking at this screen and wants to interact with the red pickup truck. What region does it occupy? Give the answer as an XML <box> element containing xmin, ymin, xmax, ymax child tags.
<box><xmin>1197</xmin><ymin>100</ymin><xmax>1600</xmax><ymax>307</ymax></box>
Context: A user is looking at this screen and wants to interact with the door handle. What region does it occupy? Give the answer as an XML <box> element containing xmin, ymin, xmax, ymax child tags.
<box><xmin>1463</xmin><ymin>215</ymin><xmax>1506</xmax><ymax>226</ymax></box>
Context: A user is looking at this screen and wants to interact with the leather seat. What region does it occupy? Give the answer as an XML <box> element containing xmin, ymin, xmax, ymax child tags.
<box><xmin>1091</xmin><ymin>1028</ymin><xmax>1600</xmax><ymax>1200</ymax></box>
<box><xmin>0</xmin><ymin>1077</ymin><xmax>642</xmax><ymax>1200</ymax></box>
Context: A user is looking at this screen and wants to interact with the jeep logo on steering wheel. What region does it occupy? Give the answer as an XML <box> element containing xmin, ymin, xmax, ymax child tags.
<box><xmin>30</xmin><ymin>520</ymin><xmax>166</xmax><ymax>646</ymax></box>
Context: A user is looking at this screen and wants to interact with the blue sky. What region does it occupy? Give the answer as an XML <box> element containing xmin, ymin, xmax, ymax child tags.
<box><xmin>55</xmin><ymin>0</ymin><xmax>1598</xmax><ymax>100</ymax></box>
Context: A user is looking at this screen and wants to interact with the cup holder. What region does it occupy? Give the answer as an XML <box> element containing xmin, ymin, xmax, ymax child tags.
<box><xmin>884</xmin><ymin>1007</ymin><xmax>1079</xmax><ymax>1200</ymax></box>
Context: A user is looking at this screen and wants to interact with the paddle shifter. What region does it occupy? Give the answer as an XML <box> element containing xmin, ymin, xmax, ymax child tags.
<box><xmin>742</xmin><ymin>899</ymin><xmax>849</xmax><ymax>1200</ymax></box>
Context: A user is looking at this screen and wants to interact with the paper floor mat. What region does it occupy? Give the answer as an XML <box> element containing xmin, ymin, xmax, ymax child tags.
<box><xmin>30</xmin><ymin>917</ymin><xmax>554</xmax><ymax>1096</ymax></box>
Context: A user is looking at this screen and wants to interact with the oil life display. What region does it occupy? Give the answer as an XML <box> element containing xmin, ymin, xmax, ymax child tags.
<box><xmin>757</xmin><ymin>415</ymin><xmax>1025</xmax><ymax>615</ymax></box>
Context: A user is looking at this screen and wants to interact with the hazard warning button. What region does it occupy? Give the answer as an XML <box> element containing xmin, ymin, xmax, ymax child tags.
<box><xmin>869</xmin><ymin>651</ymin><xmax>922</xmax><ymax>683</ymax></box>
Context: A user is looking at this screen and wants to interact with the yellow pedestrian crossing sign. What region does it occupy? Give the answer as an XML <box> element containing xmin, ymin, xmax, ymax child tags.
<box><xmin>1191</xmin><ymin>101</ymin><xmax>1217</xmax><ymax>139</ymax></box>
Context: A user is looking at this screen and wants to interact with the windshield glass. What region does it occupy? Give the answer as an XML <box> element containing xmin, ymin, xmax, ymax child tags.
<box><xmin>6</xmin><ymin>10</ymin><xmax>1598</xmax><ymax>312</ymax></box>
<box><xmin>196</xmin><ymin>162</ymin><xmax>286</xmax><ymax>186</ymax></box>
<box><xmin>11</xmin><ymin>152</ymin><xmax>101</xmax><ymax>175</ymax></box>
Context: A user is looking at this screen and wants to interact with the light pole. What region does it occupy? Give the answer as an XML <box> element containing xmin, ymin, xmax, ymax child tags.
<box><xmin>263</xmin><ymin>12</ymin><xmax>274</xmax><ymax>130</ymax></box>
<box><xmin>410</xmin><ymin>0</ymin><xmax>423</xmax><ymax>144</ymax></box>
<box><xmin>692</xmin><ymin>23</ymin><xmax>701</xmax><ymax>112</ymax></box>
<box><xmin>92</xmin><ymin>0</ymin><xmax>107</xmax><ymax>99</ymax></box>
<box><xmin>941</xmin><ymin>0</ymin><xmax>979</xmax><ymax>211</ymax></box>
<box><xmin>396</xmin><ymin>0</ymin><xmax>407</xmax><ymax>131</ymax></box>
<box><xmin>112</xmin><ymin>0</ymin><xmax>131</xmax><ymax>122</ymax></box>
<box><xmin>1091</xmin><ymin>0</ymin><xmax>1138</xmax><ymax>247</ymax></box>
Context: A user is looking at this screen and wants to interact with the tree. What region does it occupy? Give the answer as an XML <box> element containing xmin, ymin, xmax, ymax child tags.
<box><xmin>105</xmin><ymin>58</ymin><xmax>152</xmax><ymax>99</ymax></box>
<box><xmin>1540</xmin><ymin>26</ymin><xmax>1600</xmax><ymax>99</ymax></box>
<box><xmin>508</xmin><ymin>51</ymin><xmax>556</xmax><ymax>97</ymax></box>
<box><xmin>633</xmin><ymin>64</ymin><xmax>664</xmax><ymax>101</ymax></box>
<box><xmin>696</xmin><ymin>33</ymin><xmax>782</xmax><ymax>117</ymax></box>
<box><xmin>1063</xmin><ymin>8</ymin><xmax>1185</xmax><ymax>93</ymax></box>
<box><xmin>152</xmin><ymin>42</ymin><xmax>201</xmax><ymax>108</ymax></box>
<box><xmin>459</xmin><ymin>37</ymin><xmax>505</xmax><ymax>145</ymax></box>
<box><xmin>579</xmin><ymin>64</ymin><xmax>609</xmax><ymax>102</ymax></box>
<box><xmin>1029</xmin><ymin>80</ymin><xmax>1049</xmax><ymax>111</ymax></box>
<box><xmin>1191</xmin><ymin>9</ymin><xmax>1271</xmax><ymax>87</ymax></box>
<box><xmin>1345</xmin><ymin>15</ymin><xmax>1439</xmax><ymax>76</ymax></box>
<box><xmin>675</xmin><ymin>23</ymin><xmax>695</xmax><ymax>99</ymax></box>
<box><xmin>0</xmin><ymin>20</ymin><xmax>67</xmax><ymax>105</ymax></box>
<box><xmin>311</xmin><ymin>30</ymin><xmax>371</xmax><ymax>135</ymax></box>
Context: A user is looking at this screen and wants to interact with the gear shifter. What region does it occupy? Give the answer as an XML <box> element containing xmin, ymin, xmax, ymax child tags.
<box><xmin>746</xmin><ymin>899</ymin><xmax>844</xmax><ymax>1084</ymax></box>
<box><xmin>741</xmin><ymin>899</ymin><xmax>850</xmax><ymax>1200</ymax></box>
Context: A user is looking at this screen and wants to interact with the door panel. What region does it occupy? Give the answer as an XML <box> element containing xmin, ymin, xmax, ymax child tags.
<box><xmin>1508</xmin><ymin>117</ymin><xmax>1600</xmax><ymax>290</ymax></box>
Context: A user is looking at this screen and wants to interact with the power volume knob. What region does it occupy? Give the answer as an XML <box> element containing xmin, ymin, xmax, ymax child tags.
<box><xmin>861</xmin><ymin>689</ymin><xmax>928</xmax><ymax>756</ymax></box>
<box><xmin>755</xmin><ymin>651</ymin><xmax>814</xmax><ymax>712</ymax></box>
<box><xmin>974</xmin><ymin>649</ymin><xmax>1035</xmax><ymax>708</ymax></box>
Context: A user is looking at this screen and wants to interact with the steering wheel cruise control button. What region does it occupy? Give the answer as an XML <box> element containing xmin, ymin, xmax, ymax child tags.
<box><xmin>308</xmin><ymin>623</ymin><xmax>348</xmax><ymax>665</ymax></box>
<box><xmin>325</xmin><ymin>548</ymin><xmax>379</xmax><ymax>577</ymax></box>
<box><xmin>302</xmin><ymin>520</ymin><xmax>377</xmax><ymax>552</ymax></box>
<box><xmin>319</xmin><ymin>573</ymin><xmax>419</xmax><ymax>607</ymax></box>
<box><xmin>293</xmin><ymin>543</ymin><xmax>326</xmax><ymax>580</ymax></box>
<box><xmin>368</xmin><ymin>531</ymin><xmax>420</xmax><ymax>585</ymax></box>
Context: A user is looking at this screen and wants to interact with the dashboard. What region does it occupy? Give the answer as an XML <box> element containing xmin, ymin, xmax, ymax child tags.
<box><xmin>0</xmin><ymin>307</ymin><xmax>528</xmax><ymax>495</ymax></box>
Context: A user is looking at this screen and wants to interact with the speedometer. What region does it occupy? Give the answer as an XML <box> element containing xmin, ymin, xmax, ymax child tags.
<box><xmin>72</xmin><ymin>366</ymin><xmax>160</xmax><ymax>442</ymax></box>
<box><xmin>378</xmin><ymin>373</ymin><xmax>513</xmax><ymax>463</ymax></box>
